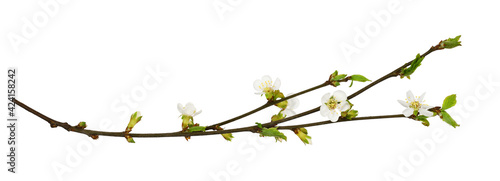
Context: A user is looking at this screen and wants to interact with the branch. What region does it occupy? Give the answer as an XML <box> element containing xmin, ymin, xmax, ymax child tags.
<box><xmin>12</xmin><ymin>98</ymin><xmax>407</xmax><ymax>139</ymax></box>
<box><xmin>205</xmin><ymin>81</ymin><xmax>331</xmax><ymax>130</ymax></box>
<box><xmin>265</xmin><ymin>41</ymin><xmax>445</xmax><ymax>127</ymax></box>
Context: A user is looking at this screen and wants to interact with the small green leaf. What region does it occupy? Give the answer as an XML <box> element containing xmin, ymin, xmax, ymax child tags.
<box><xmin>350</xmin><ymin>74</ymin><xmax>371</xmax><ymax>82</ymax></box>
<box><xmin>415</xmin><ymin>115</ymin><xmax>430</xmax><ymax>127</ymax></box>
<box><xmin>333</xmin><ymin>74</ymin><xmax>347</xmax><ymax>81</ymax></box>
<box><xmin>222</xmin><ymin>133</ymin><xmax>234</xmax><ymax>141</ymax></box>
<box><xmin>400</xmin><ymin>54</ymin><xmax>424</xmax><ymax>79</ymax></box>
<box><xmin>255</xmin><ymin>122</ymin><xmax>263</xmax><ymax>129</ymax></box>
<box><xmin>349</xmin><ymin>80</ymin><xmax>354</xmax><ymax>87</ymax></box>
<box><xmin>441</xmin><ymin>111</ymin><xmax>460</xmax><ymax>128</ymax></box>
<box><xmin>260</xmin><ymin>127</ymin><xmax>287</xmax><ymax>142</ymax></box>
<box><xmin>442</xmin><ymin>94</ymin><xmax>457</xmax><ymax>110</ymax></box>
<box><xmin>440</xmin><ymin>35</ymin><xmax>462</xmax><ymax>49</ymax></box>
<box><xmin>331</xmin><ymin>70</ymin><xmax>339</xmax><ymax>78</ymax></box>
<box><xmin>188</xmin><ymin>126</ymin><xmax>206</xmax><ymax>132</ymax></box>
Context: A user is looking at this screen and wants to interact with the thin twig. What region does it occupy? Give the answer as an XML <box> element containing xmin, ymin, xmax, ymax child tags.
<box><xmin>205</xmin><ymin>81</ymin><xmax>331</xmax><ymax>130</ymax></box>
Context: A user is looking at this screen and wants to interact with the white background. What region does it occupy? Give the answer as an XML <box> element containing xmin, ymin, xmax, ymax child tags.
<box><xmin>1</xmin><ymin>0</ymin><xmax>499</xmax><ymax>181</ymax></box>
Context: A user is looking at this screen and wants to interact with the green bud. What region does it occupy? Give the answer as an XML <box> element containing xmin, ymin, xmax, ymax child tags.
<box><xmin>293</xmin><ymin>128</ymin><xmax>311</xmax><ymax>145</ymax></box>
<box><xmin>126</xmin><ymin>111</ymin><xmax>143</xmax><ymax>132</ymax></box>
<box><xmin>222</xmin><ymin>133</ymin><xmax>234</xmax><ymax>141</ymax></box>
<box><xmin>271</xmin><ymin>112</ymin><xmax>286</xmax><ymax>122</ymax></box>
<box><xmin>125</xmin><ymin>135</ymin><xmax>135</xmax><ymax>143</ymax></box>
<box><xmin>346</xmin><ymin>110</ymin><xmax>358</xmax><ymax>120</ymax></box>
<box><xmin>181</xmin><ymin>115</ymin><xmax>194</xmax><ymax>130</ymax></box>
<box><xmin>275</xmin><ymin>100</ymin><xmax>288</xmax><ymax>109</ymax></box>
<box><xmin>76</xmin><ymin>121</ymin><xmax>87</xmax><ymax>129</ymax></box>
<box><xmin>439</xmin><ymin>35</ymin><xmax>462</xmax><ymax>49</ymax></box>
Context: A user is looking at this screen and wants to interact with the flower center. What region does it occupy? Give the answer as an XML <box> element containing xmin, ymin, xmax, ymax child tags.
<box><xmin>259</xmin><ymin>80</ymin><xmax>273</xmax><ymax>92</ymax></box>
<box><xmin>409</xmin><ymin>101</ymin><xmax>421</xmax><ymax>110</ymax></box>
<box><xmin>325</xmin><ymin>97</ymin><xmax>338</xmax><ymax>110</ymax></box>
<box><xmin>263</xmin><ymin>87</ymin><xmax>273</xmax><ymax>93</ymax></box>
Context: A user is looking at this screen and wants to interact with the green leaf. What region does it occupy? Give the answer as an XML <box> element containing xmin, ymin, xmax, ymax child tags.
<box><xmin>441</xmin><ymin>111</ymin><xmax>460</xmax><ymax>128</ymax></box>
<box><xmin>260</xmin><ymin>127</ymin><xmax>287</xmax><ymax>142</ymax></box>
<box><xmin>440</xmin><ymin>35</ymin><xmax>462</xmax><ymax>49</ymax></box>
<box><xmin>333</xmin><ymin>74</ymin><xmax>347</xmax><ymax>81</ymax></box>
<box><xmin>188</xmin><ymin>126</ymin><xmax>206</xmax><ymax>132</ymax></box>
<box><xmin>350</xmin><ymin>74</ymin><xmax>371</xmax><ymax>82</ymax></box>
<box><xmin>415</xmin><ymin>115</ymin><xmax>430</xmax><ymax>127</ymax></box>
<box><xmin>255</xmin><ymin>122</ymin><xmax>263</xmax><ymax>129</ymax></box>
<box><xmin>349</xmin><ymin>80</ymin><xmax>354</xmax><ymax>87</ymax></box>
<box><xmin>222</xmin><ymin>133</ymin><xmax>234</xmax><ymax>141</ymax></box>
<box><xmin>442</xmin><ymin>94</ymin><xmax>457</xmax><ymax>110</ymax></box>
<box><xmin>400</xmin><ymin>54</ymin><xmax>424</xmax><ymax>79</ymax></box>
<box><xmin>331</xmin><ymin>70</ymin><xmax>338</xmax><ymax>78</ymax></box>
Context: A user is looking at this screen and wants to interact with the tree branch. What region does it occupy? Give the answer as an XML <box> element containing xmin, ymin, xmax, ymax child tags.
<box><xmin>12</xmin><ymin>98</ymin><xmax>407</xmax><ymax>139</ymax></box>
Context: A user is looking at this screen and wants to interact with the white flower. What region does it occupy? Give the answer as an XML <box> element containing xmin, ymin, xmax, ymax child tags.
<box><xmin>253</xmin><ymin>75</ymin><xmax>281</xmax><ymax>95</ymax></box>
<box><xmin>320</xmin><ymin>90</ymin><xmax>351</xmax><ymax>122</ymax></box>
<box><xmin>177</xmin><ymin>102</ymin><xmax>202</xmax><ymax>117</ymax></box>
<box><xmin>398</xmin><ymin>90</ymin><xmax>433</xmax><ymax>117</ymax></box>
<box><xmin>281</xmin><ymin>94</ymin><xmax>300</xmax><ymax>117</ymax></box>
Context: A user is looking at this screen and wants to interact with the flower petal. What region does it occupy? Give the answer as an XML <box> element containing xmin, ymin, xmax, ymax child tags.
<box><xmin>184</xmin><ymin>102</ymin><xmax>196</xmax><ymax>116</ymax></box>
<box><xmin>403</xmin><ymin>108</ymin><xmax>414</xmax><ymax>117</ymax></box>
<box><xmin>398</xmin><ymin>100</ymin><xmax>409</xmax><ymax>107</ymax></box>
<box><xmin>282</xmin><ymin>110</ymin><xmax>296</xmax><ymax>117</ymax></box>
<box><xmin>177</xmin><ymin>103</ymin><xmax>184</xmax><ymax>114</ymax></box>
<box><xmin>418</xmin><ymin>92</ymin><xmax>426</xmax><ymax>102</ymax></box>
<box><xmin>261</xmin><ymin>75</ymin><xmax>272</xmax><ymax>85</ymax></box>
<box><xmin>320</xmin><ymin>104</ymin><xmax>329</xmax><ymax>116</ymax></box>
<box><xmin>286</xmin><ymin>95</ymin><xmax>299</xmax><ymax>110</ymax></box>
<box><xmin>421</xmin><ymin>104</ymin><xmax>432</xmax><ymax>109</ymax></box>
<box><xmin>419</xmin><ymin>108</ymin><xmax>434</xmax><ymax>117</ymax></box>
<box><xmin>406</xmin><ymin>90</ymin><xmax>415</xmax><ymax>102</ymax></box>
<box><xmin>273</xmin><ymin>77</ymin><xmax>281</xmax><ymax>90</ymax></box>
<box><xmin>333</xmin><ymin>90</ymin><xmax>347</xmax><ymax>101</ymax></box>
<box><xmin>253</xmin><ymin>79</ymin><xmax>263</xmax><ymax>91</ymax></box>
<box><xmin>339</xmin><ymin>101</ymin><xmax>350</xmax><ymax>112</ymax></box>
<box><xmin>193</xmin><ymin>110</ymin><xmax>202</xmax><ymax>117</ymax></box>
<box><xmin>328</xmin><ymin>111</ymin><xmax>340</xmax><ymax>122</ymax></box>
<box><xmin>321</xmin><ymin>93</ymin><xmax>331</xmax><ymax>103</ymax></box>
